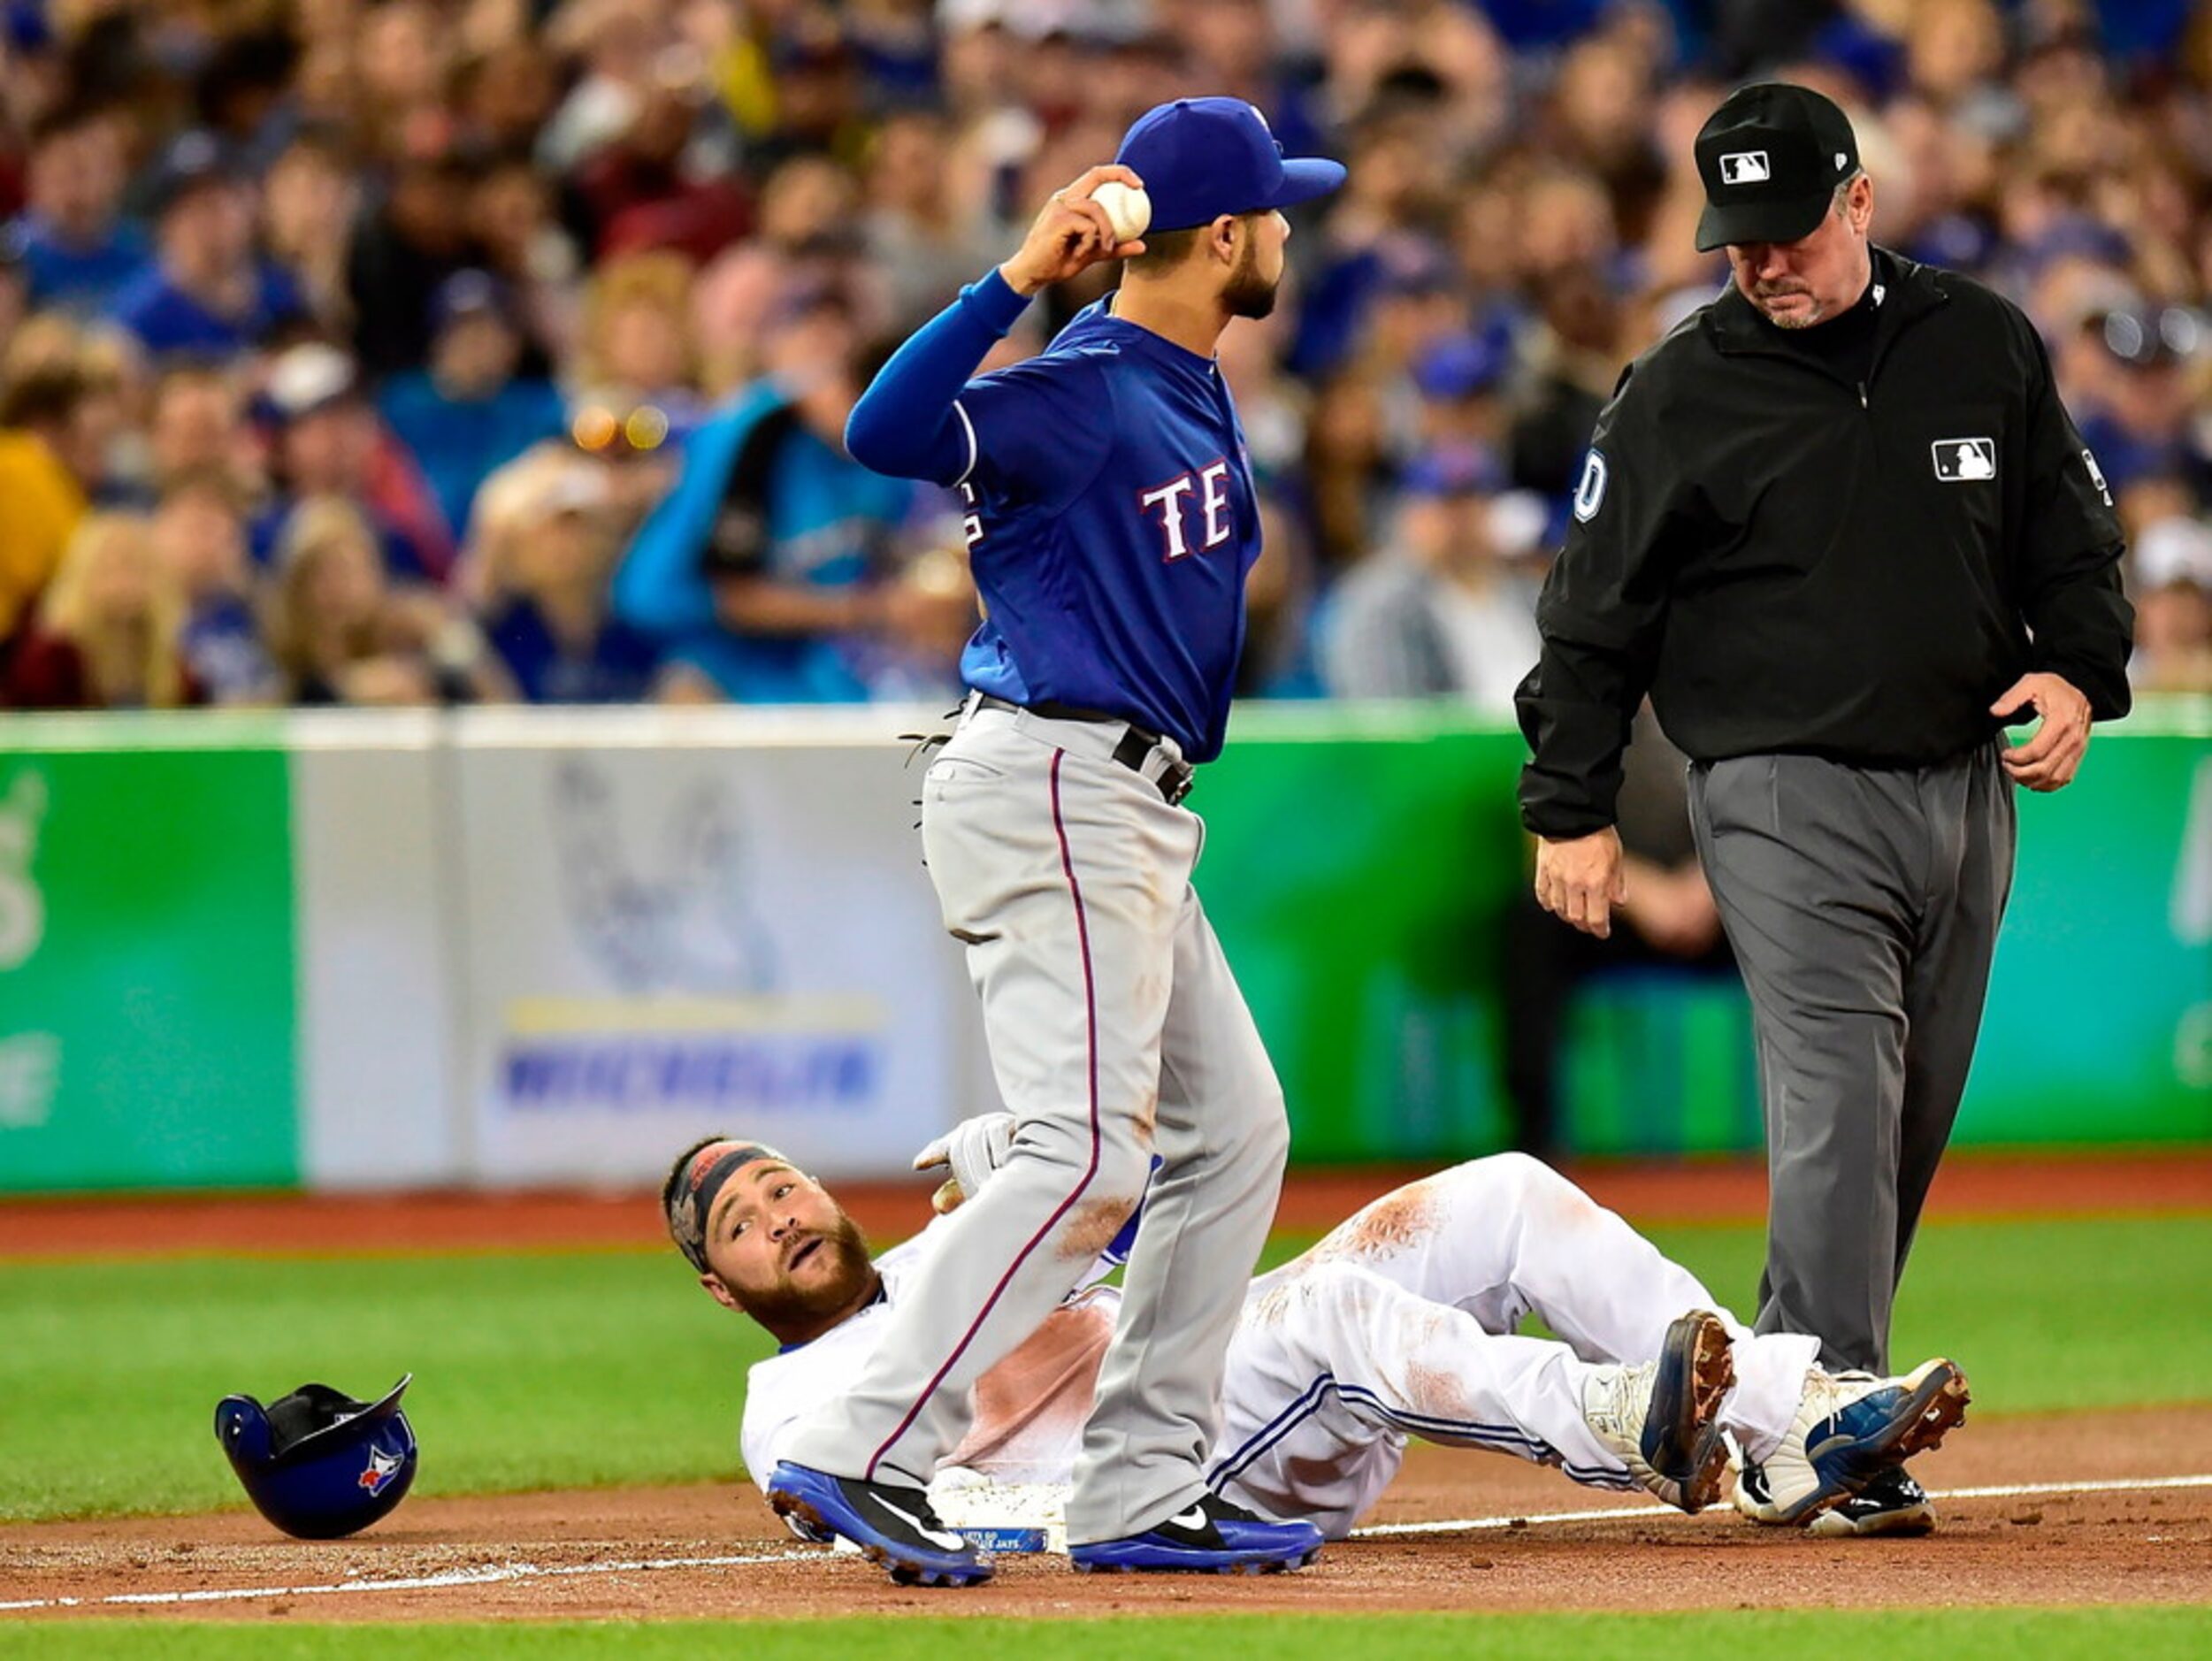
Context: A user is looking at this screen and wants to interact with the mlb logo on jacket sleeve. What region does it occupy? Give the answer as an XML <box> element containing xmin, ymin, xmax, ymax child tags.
<box><xmin>1931</xmin><ymin>438</ymin><xmax>1996</xmax><ymax>482</ymax></box>
<box><xmin>1718</xmin><ymin>151</ymin><xmax>1770</xmax><ymax>184</ymax></box>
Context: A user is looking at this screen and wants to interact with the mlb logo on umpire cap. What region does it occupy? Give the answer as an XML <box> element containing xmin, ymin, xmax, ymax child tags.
<box><xmin>1932</xmin><ymin>438</ymin><xmax>1996</xmax><ymax>482</ymax></box>
<box><xmin>1693</xmin><ymin>83</ymin><xmax>1861</xmax><ymax>251</ymax></box>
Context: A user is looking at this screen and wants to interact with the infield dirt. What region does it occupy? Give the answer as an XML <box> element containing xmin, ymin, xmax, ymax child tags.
<box><xmin>5</xmin><ymin>1156</ymin><xmax>2207</xmax><ymax>1623</ymax></box>
<box><xmin>4</xmin><ymin>1407</ymin><xmax>2208</xmax><ymax>1622</ymax></box>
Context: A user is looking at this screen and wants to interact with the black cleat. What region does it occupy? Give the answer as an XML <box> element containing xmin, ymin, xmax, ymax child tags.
<box><xmin>1805</xmin><ymin>1464</ymin><xmax>1939</xmax><ymax>1537</ymax></box>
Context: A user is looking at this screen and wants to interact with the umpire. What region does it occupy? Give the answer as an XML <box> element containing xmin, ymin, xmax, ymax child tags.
<box><xmin>1515</xmin><ymin>83</ymin><xmax>2134</xmax><ymax>1534</ymax></box>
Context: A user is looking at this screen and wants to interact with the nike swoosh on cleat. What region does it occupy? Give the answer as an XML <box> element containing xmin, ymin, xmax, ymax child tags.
<box><xmin>1167</xmin><ymin>1507</ymin><xmax>1207</xmax><ymax>1530</ymax></box>
<box><xmin>876</xmin><ymin>1496</ymin><xmax>970</xmax><ymax>1554</ymax></box>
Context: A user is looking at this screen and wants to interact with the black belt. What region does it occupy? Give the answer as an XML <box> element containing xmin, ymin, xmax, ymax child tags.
<box><xmin>973</xmin><ymin>693</ymin><xmax>1194</xmax><ymax>805</ymax></box>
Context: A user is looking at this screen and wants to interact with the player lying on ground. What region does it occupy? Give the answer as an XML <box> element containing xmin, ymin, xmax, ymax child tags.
<box><xmin>664</xmin><ymin>1129</ymin><xmax>1969</xmax><ymax>1553</ymax></box>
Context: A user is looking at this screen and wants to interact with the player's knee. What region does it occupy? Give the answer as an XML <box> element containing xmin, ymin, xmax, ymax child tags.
<box><xmin>1453</xmin><ymin>1151</ymin><xmax>1566</xmax><ymax>1211</ymax></box>
<box><xmin>1228</xmin><ymin>1089</ymin><xmax>1291</xmax><ymax>1178</ymax></box>
<box><xmin>1092</xmin><ymin>1137</ymin><xmax>1155</xmax><ymax>1199</ymax></box>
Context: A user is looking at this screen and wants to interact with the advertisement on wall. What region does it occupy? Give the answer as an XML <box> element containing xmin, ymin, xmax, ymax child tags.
<box><xmin>0</xmin><ymin>740</ymin><xmax>298</xmax><ymax>1191</ymax></box>
<box><xmin>450</xmin><ymin>732</ymin><xmax>970</xmax><ymax>1183</ymax></box>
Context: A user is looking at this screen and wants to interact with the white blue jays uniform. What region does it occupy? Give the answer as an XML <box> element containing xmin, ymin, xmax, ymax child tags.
<box><xmin>748</xmin><ymin>1157</ymin><xmax>1821</xmax><ymax>1542</ymax></box>
<box><xmin>775</xmin><ymin>264</ymin><xmax>1295</xmax><ymax>1548</ymax></box>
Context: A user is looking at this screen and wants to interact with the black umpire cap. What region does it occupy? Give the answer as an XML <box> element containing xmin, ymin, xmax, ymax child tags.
<box><xmin>1694</xmin><ymin>83</ymin><xmax>1861</xmax><ymax>252</ymax></box>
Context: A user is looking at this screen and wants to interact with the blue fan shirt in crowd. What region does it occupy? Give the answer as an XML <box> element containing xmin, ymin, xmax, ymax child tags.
<box><xmin>179</xmin><ymin>593</ymin><xmax>278</xmax><ymax>703</ymax></box>
<box><xmin>15</xmin><ymin>214</ymin><xmax>151</xmax><ymax>312</ymax></box>
<box><xmin>610</xmin><ymin>384</ymin><xmax>914</xmax><ymax>703</ymax></box>
<box><xmin>376</xmin><ymin>371</ymin><xmax>568</xmax><ymax>539</ymax></box>
<box><xmin>485</xmin><ymin>597</ymin><xmax>662</xmax><ymax>703</ymax></box>
<box><xmin>846</xmin><ymin>270</ymin><xmax>1259</xmax><ymax>763</ymax></box>
<box><xmin>107</xmin><ymin>259</ymin><xmax>304</xmax><ymax>356</ymax></box>
<box><xmin>248</xmin><ymin>496</ymin><xmax>439</xmax><ymax>586</ymax></box>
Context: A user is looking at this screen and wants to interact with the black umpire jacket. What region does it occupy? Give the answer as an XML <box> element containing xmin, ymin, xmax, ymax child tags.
<box><xmin>1516</xmin><ymin>249</ymin><xmax>2135</xmax><ymax>839</ymax></box>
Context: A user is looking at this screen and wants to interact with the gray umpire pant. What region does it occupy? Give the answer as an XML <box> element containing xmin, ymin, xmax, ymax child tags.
<box><xmin>1687</xmin><ymin>742</ymin><xmax>2015</xmax><ymax>1374</ymax></box>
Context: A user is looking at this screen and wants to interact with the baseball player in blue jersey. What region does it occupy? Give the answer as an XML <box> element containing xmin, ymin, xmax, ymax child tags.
<box><xmin>764</xmin><ymin>99</ymin><xmax>1352</xmax><ymax>1585</ymax></box>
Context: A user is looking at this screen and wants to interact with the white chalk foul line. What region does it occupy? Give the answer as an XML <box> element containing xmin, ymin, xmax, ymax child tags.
<box><xmin>3</xmin><ymin>1473</ymin><xmax>2206</xmax><ymax>1613</ymax></box>
<box><xmin>1351</xmin><ymin>1472</ymin><xmax>2212</xmax><ymax>1537</ymax></box>
<box><xmin>0</xmin><ymin>1547</ymin><xmax>816</xmax><ymax>1613</ymax></box>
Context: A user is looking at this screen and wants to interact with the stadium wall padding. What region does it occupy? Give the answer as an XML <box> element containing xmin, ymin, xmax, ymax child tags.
<box><xmin>0</xmin><ymin>701</ymin><xmax>2204</xmax><ymax>1192</ymax></box>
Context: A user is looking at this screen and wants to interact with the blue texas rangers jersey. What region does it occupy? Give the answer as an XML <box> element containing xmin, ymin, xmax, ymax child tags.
<box><xmin>951</xmin><ymin>298</ymin><xmax>1260</xmax><ymax>762</ymax></box>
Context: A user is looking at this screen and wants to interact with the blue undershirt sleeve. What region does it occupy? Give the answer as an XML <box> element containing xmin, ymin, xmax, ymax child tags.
<box><xmin>844</xmin><ymin>267</ymin><xmax>1033</xmax><ymax>487</ymax></box>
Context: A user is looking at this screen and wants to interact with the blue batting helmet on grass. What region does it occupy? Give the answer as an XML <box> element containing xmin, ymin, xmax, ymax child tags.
<box><xmin>215</xmin><ymin>1374</ymin><xmax>417</xmax><ymax>1539</ymax></box>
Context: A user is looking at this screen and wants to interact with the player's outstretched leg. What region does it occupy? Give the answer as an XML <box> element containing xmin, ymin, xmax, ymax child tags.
<box><xmin>1067</xmin><ymin>1492</ymin><xmax>1323</xmax><ymax>1576</ymax></box>
<box><xmin>1733</xmin><ymin>1358</ymin><xmax>1970</xmax><ymax>1528</ymax></box>
<box><xmin>766</xmin><ymin>1462</ymin><xmax>995</xmax><ymax>1587</ymax></box>
<box><xmin>1578</xmin><ymin>1309</ymin><xmax>1737</xmax><ymax>1512</ymax></box>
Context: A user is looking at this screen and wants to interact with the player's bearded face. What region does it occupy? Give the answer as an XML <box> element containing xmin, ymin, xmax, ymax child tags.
<box><xmin>1222</xmin><ymin>228</ymin><xmax>1280</xmax><ymax>321</ymax></box>
<box><xmin>707</xmin><ymin>1183</ymin><xmax>875</xmax><ymax>1328</ymax></box>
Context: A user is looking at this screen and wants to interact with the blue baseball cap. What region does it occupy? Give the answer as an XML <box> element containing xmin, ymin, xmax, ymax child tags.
<box><xmin>1115</xmin><ymin>97</ymin><xmax>1346</xmax><ymax>233</ymax></box>
<box><xmin>1413</xmin><ymin>332</ymin><xmax>1511</xmax><ymax>402</ymax></box>
<box><xmin>1402</xmin><ymin>443</ymin><xmax>1502</xmax><ymax>499</ymax></box>
<box><xmin>430</xmin><ymin>268</ymin><xmax>516</xmax><ymax>334</ymax></box>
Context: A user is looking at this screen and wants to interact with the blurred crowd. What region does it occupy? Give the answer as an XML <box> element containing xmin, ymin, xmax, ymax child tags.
<box><xmin>0</xmin><ymin>0</ymin><xmax>2207</xmax><ymax>713</ymax></box>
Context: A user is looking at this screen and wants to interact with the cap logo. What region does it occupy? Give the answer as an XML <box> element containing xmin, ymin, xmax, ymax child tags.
<box><xmin>1835</xmin><ymin>151</ymin><xmax>1849</xmax><ymax>172</ymax></box>
<box><xmin>1718</xmin><ymin>151</ymin><xmax>1770</xmax><ymax>185</ymax></box>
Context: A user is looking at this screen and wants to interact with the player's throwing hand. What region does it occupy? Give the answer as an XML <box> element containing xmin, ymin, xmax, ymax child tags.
<box><xmin>999</xmin><ymin>165</ymin><xmax>1148</xmax><ymax>295</ymax></box>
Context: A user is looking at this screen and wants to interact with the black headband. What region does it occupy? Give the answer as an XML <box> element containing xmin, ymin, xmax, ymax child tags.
<box><xmin>666</xmin><ymin>1140</ymin><xmax>780</xmax><ymax>1272</ymax></box>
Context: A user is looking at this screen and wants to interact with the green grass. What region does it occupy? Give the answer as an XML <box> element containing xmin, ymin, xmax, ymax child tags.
<box><xmin>3</xmin><ymin>1214</ymin><xmax>2208</xmax><ymax>1523</ymax></box>
<box><xmin>1645</xmin><ymin>1215</ymin><xmax>2212</xmax><ymax>1412</ymax></box>
<box><xmin>0</xmin><ymin>1252</ymin><xmax>754</xmax><ymax>1520</ymax></box>
<box><xmin>3</xmin><ymin>1611</ymin><xmax>2209</xmax><ymax>1660</ymax></box>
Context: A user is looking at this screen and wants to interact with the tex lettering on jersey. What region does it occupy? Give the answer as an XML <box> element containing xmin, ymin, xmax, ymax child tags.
<box><xmin>1137</xmin><ymin>458</ymin><xmax>1234</xmax><ymax>562</ymax></box>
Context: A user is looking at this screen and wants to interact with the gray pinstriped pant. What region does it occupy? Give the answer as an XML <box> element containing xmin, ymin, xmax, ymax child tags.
<box><xmin>780</xmin><ymin>701</ymin><xmax>1290</xmax><ymax>1543</ymax></box>
<box><xmin>1688</xmin><ymin>742</ymin><xmax>2016</xmax><ymax>1374</ymax></box>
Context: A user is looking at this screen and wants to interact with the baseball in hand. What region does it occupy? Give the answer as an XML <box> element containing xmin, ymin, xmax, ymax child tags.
<box><xmin>1090</xmin><ymin>180</ymin><xmax>1151</xmax><ymax>245</ymax></box>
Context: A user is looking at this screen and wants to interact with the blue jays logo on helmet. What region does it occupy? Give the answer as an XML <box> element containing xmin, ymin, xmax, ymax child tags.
<box><xmin>217</xmin><ymin>1374</ymin><xmax>418</xmax><ymax>1540</ymax></box>
<box><xmin>358</xmin><ymin>1446</ymin><xmax>405</xmax><ymax>1495</ymax></box>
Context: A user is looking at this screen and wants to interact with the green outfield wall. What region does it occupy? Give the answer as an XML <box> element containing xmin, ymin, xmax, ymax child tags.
<box><xmin>0</xmin><ymin>731</ymin><xmax>298</xmax><ymax>1190</ymax></box>
<box><xmin>1206</xmin><ymin>702</ymin><xmax>2212</xmax><ymax>1160</ymax></box>
<box><xmin>0</xmin><ymin>701</ymin><xmax>2204</xmax><ymax>1192</ymax></box>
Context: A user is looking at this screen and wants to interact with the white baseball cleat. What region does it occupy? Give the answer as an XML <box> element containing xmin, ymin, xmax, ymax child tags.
<box><xmin>1737</xmin><ymin>1359</ymin><xmax>1969</xmax><ymax>1527</ymax></box>
<box><xmin>1581</xmin><ymin>1309</ymin><xmax>1736</xmax><ymax>1512</ymax></box>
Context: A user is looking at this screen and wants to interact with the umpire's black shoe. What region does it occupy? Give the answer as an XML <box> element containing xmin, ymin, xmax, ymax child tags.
<box><xmin>766</xmin><ymin>1462</ymin><xmax>994</xmax><ymax>1586</ymax></box>
<box><xmin>1806</xmin><ymin>1464</ymin><xmax>1939</xmax><ymax>1537</ymax></box>
<box><xmin>1068</xmin><ymin>1492</ymin><xmax>1324</xmax><ymax>1574</ymax></box>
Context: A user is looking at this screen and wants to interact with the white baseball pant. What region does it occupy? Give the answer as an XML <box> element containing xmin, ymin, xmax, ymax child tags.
<box><xmin>1210</xmin><ymin>1154</ymin><xmax>1821</xmax><ymax>1537</ymax></box>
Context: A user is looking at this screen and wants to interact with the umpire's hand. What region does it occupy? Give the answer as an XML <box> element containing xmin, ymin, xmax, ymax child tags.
<box><xmin>1991</xmin><ymin>671</ymin><xmax>2094</xmax><ymax>792</ymax></box>
<box><xmin>1535</xmin><ymin>827</ymin><xmax>1626</xmax><ymax>939</ymax></box>
<box><xmin>999</xmin><ymin>165</ymin><xmax>1149</xmax><ymax>296</ymax></box>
